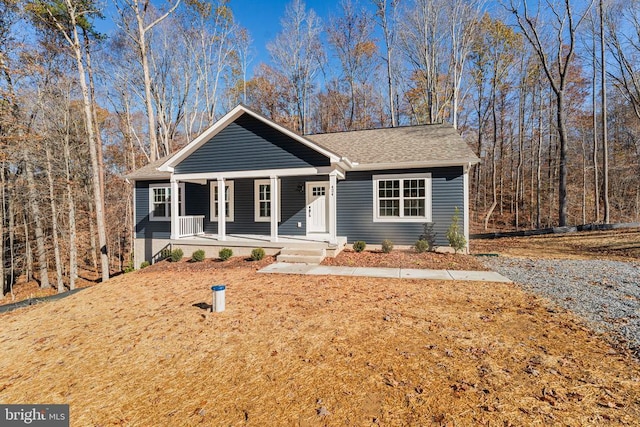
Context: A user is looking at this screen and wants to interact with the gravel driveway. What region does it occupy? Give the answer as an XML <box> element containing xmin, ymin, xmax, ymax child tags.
<box><xmin>481</xmin><ymin>257</ymin><xmax>640</xmax><ymax>356</ymax></box>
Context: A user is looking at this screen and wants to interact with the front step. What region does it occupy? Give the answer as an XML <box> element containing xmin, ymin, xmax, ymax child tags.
<box><xmin>277</xmin><ymin>247</ymin><xmax>326</xmax><ymax>264</ymax></box>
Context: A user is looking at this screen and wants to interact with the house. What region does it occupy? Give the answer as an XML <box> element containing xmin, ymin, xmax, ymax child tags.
<box><xmin>127</xmin><ymin>104</ymin><xmax>480</xmax><ymax>266</ymax></box>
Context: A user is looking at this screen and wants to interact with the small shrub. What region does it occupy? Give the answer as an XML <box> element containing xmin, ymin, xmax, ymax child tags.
<box><xmin>251</xmin><ymin>247</ymin><xmax>266</xmax><ymax>261</ymax></box>
<box><xmin>191</xmin><ymin>249</ymin><xmax>206</xmax><ymax>262</ymax></box>
<box><xmin>381</xmin><ymin>239</ymin><xmax>394</xmax><ymax>253</ymax></box>
<box><xmin>219</xmin><ymin>247</ymin><xmax>233</xmax><ymax>261</ymax></box>
<box><xmin>419</xmin><ymin>222</ymin><xmax>437</xmax><ymax>251</ymax></box>
<box><xmin>169</xmin><ymin>248</ymin><xmax>184</xmax><ymax>262</ymax></box>
<box><xmin>414</xmin><ymin>240</ymin><xmax>430</xmax><ymax>253</ymax></box>
<box><xmin>124</xmin><ymin>261</ymin><xmax>135</xmax><ymax>273</ymax></box>
<box><xmin>140</xmin><ymin>261</ymin><xmax>150</xmax><ymax>269</ymax></box>
<box><xmin>446</xmin><ymin>207</ymin><xmax>467</xmax><ymax>254</ymax></box>
<box><xmin>352</xmin><ymin>241</ymin><xmax>366</xmax><ymax>252</ymax></box>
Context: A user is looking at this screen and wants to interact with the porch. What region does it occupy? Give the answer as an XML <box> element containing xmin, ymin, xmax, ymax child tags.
<box><xmin>135</xmin><ymin>233</ymin><xmax>347</xmax><ymax>266</ymax></box>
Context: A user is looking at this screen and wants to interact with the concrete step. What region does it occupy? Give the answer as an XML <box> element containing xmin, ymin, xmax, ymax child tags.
<box><xmin>279</xmin><ymin>247</ymin><xmax>326</xmax><ymax>257</ymax></box>
<box><xmin>276</xmin><ymin>254</ymin><xmax>325</xmax><ymax>264</ymax></box>
<box><xmin>277</xmin><ymin>247</ymin><xmax>326</xmax><ymax>264</ymax></box>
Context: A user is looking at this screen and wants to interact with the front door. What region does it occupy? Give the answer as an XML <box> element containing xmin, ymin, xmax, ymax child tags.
<box><xmin>306</xmin><ymin>182</ymin><xmax>329</xmax><ymax>234</ymax></box>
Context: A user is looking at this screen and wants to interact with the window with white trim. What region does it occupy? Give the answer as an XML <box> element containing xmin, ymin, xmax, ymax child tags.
<box><xmin>373</xmin><ymin>173</ymin><xmax>431</xmax><ymax>222</ymax></box>
<box><xmin>254</xmin><ymin>179</ymin><xmax>281</xmax><ymax>222</ymax></box>
<box><xmin>149</xmin><ymin>183</ymin><xmax>185</xmax><ymax>221</ymax></box>
<box><xmin>210</xmin><ymin>181</ymin><xmax>234</xmax><ymax>222</ymax></box>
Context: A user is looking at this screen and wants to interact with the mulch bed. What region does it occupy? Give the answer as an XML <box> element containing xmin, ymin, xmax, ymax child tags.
<box><xmin>322</xmin><ymin>249</ymin><xmax>490</xmax><ymax>271</ymax></box>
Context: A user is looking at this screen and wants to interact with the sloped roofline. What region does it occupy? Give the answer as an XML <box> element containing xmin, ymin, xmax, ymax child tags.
<box><xmin>158</xmin><ymin>105</ymin><xmax>343</xmax><ymax>172</ymax></box>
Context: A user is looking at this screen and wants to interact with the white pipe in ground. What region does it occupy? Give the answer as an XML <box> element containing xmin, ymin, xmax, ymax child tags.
<box><xmin>211</xmin><ymin>285</ymin><xmax>226</xmax><ymax>312</ymax></box>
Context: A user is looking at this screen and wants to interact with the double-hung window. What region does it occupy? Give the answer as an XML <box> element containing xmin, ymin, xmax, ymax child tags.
<box><xmin>373</xmin><ymin>173</ymin><xmax>431</xmax><ymax>222</ymax></box>
<box><xmin>254</xmin><ymin>179</ymin><xmax>281</xmax><ymax>222</ymax></box>
<box><xmin>210</xmin><ymin>181</ymin><xmax>234</xmax><ymax>222</ymax></box>
<box><xmin>149</xmin><ymin>183</ymin><xmax>184</xmax><ymax>221</ymax></box>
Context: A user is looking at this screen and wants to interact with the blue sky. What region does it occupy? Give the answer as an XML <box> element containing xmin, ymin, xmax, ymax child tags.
<box><xmin>231</xmin><ymin>0</ymin><xmax>340</xmax><ymax>68</ymax></box>
<box><xmin>96</xmin><ymin>0</ymin><xmax>373</xmax><ymax>75</ymax></box>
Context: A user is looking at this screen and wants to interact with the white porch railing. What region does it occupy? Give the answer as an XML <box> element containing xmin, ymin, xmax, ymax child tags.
<box><xmin>178</xmin><ymin>215</ymin><xmax>205</xmax><ymax>238</ymax></box>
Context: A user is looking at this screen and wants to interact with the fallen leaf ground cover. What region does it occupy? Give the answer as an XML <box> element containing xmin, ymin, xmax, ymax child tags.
<box><xmin>1</xmin><ymin>260</ymin><xmax>639</xmax><ymax>425</ymax></box>
<box><xmin>471</xmin><ymin>228</ymin><xmax>640</xmax><ymax>261</ymax></box>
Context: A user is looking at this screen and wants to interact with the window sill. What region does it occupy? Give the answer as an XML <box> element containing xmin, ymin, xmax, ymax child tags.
<box><xmin>373</xmin><ymin>217</ymin><xmax>431</xmax><ymax>223</ymax></box>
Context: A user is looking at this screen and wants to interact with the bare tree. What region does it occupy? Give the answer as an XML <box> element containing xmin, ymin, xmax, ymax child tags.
<box><xmin>507</xmin><ymin>0</ymin><xmax>594</xmax><ymax>226</ymax></box>
<box><xmin>372</xmin><ymin>0</ymin><xmax>399</xmax><ymax>126</ymax></box>
<box><xmin>268</xmin><ymin>0</ymin><xmax>324</xmax><ymax>134</ymax></box>
<box><xmin>115</xmin><ymin>0</ymin><xmax>181</xmax><ymax>161</ymax></box>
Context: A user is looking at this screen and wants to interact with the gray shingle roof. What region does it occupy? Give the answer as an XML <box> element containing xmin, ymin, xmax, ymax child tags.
<box><xmin>306</xmin><ymin>123</ymin><xmax>479</xmax><ymax>167</ymax></box>
<box><xmin>126</xmin><ymin>121</ymin><xmax>479</xmax><ymax>180</ymax></box>
<box><xmin>125</xmin><ymin>155</ymin><xmax>171</xmax><ymax>180</ymax></box>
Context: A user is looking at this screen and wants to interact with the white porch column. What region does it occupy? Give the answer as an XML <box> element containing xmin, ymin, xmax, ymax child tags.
<box><xmin>270</xmin><ymin>175</ymin><xmax>279</xmax><ymax>242</ymax></box>
<box><xmin>170</xmin><ymin>178</ymin><xmax>179</xmax><ymax>240</ymax></box>
<box><xmin>217</xmin><ymin>178</ymin><xmax>226</xmax><ymax>241</ymax></box>
<box><xmin>463</xmin><ymin>164</ymin><xmax>470</xmax><ymax>254</ymax></box>
<box><xmin>329</xmin><ymin>172</ymin><xmax>338</xmax><ymax>244</ymax></box>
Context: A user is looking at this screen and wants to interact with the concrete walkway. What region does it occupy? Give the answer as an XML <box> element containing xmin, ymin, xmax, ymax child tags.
<box><xmin>258</xmin><ymin>263</ymin><xmax>512</xmax><ymax>283</ymax></box>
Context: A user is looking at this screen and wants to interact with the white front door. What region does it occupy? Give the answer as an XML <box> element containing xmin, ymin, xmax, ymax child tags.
<box><xmin>306</xmin><ymin>182</ymin><xmax>329</xmax><ymax>233</ymax></box>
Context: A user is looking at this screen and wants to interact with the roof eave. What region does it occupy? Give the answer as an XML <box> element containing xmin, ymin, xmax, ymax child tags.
<box><xmin>350</xmin><ymin>158</ymin><xmax>480</xmax><ymax>171</ymax></box>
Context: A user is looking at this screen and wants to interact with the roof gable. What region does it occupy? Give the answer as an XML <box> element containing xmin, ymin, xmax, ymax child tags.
<box><xmin>162</xmin><ymin>105</ymin><xmax>341</xmax><ymax>173</ymax></box>
<box><xmin>174</xmin><ymin>114</ymin><xmax>332</xmax><ymax>174</ymax></box>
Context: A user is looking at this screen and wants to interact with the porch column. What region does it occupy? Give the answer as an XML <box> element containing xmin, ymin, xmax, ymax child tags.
<box><xmin>170</xmin><ymin>177</ymin><xmax>179</xmax><ymax>240</ymax></box>
<box><xmin>270</xmin><ymin>175</ymin><xmax>279</xmax><ymax>242</ymax></box>
<box><xmin>329</xmin><ymin>172</ymin><xmax>338</xmax><ymax>244</ymax></box>
<box><xmin>217</xmin><ymin>178</ymin><xmax>226</xmax><ymax>241</ymax></box>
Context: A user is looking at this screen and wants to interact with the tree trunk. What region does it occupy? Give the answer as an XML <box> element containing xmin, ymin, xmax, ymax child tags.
<box><xmin>592</xmin><ymin>25</ymin><xmax>600</xmax><ymax>223</ymax></box>
<box><xmin>64</xmin><ymin>135</ymin><xmax>78</xmax><ymax>291</ymax></box>
<box><xmin>23</xmin><ymin>149</ymin><xmax>50</xmax><ymax>288</ymax></box>
<box><xmin>556</xmin><ymin>92</ymin><xmax>569</xmax><ymax>227</ymax></box>
<box><xmin>0</xmin><ymin>163</ymin><xmax>4</xmax><ymax>299</ymax></box>
<box><xmin>138</xmin><ymin>15</ymin><xmax>159</xmax><ymax>161</ymax></box>
<box><xmin>600</xmin><ymin>0</ymin><xmax>610</xmax><ymax>224</ymax></box>
<box><xmin>64</xmin><ymin>3</ymin><xmax>110</xmax><ymax>283</ymax></box>
<box><xmin>45</xmin><ymin>145</ymin><xmax>64</xmax><ymax>293</ymax></box>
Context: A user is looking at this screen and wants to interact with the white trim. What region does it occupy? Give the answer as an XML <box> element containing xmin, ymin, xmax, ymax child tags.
<box><xmin>352</xmin><ymin>160</ymin><xmax>479</xmax><ymax>171</ymax></box>
<box><xmin>254</xmin><ymin>179</ymin><xmax>281</xmax><ymax>222</ymax></box>
<box><xmin>305</xmin><ymin>181</ymin><xmax>330</xmax><ymax>235</ymax></box>
<box><xmin>463</xmin><ymin>165</ymin><xmax>470</xmax><ymax>253</ymax></box>
<box><xmin>149</xmin><ymin>182</ymin><xmax>184</xmax><ymax>222</ymax></box>
<box><xmin>217</xmin><ymin>179</ymin><xmax>227</xmax><ymax>240</ymax></box>
<box><xmin>270</xmin><ymin>176</ymin><xmax>279</xmax><ymax>242</ymax></box>
<box><xmin>329</xmin><ymin>174</ymin><xmax>337</xmax><ymax>244</ymax></box>
<box><xmin>372</xmin><ymin>173</ymin><xmax>432</xmax><ymax>223</ymax></box>
<box><xmin>158</xmin><ymin>105</ymin><xmax>341</xmax><ymax>171</ymax></box>
<box><xmin>210</xmin><ymin>180</ymin><xmax>234</xmax><ymax>222</ymax></box>
<box><xmin>173</xmin><ymin>167</ymin><xmax>320</xmax><ymax>181</ymax></box>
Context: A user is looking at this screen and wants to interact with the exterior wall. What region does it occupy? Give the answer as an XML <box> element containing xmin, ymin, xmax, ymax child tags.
<box><xmin>175</xmin><ymin>114</ymin><xmax>330</xmax><ymax>174</ymax></box>
<box><xmin>135</xmin><ymin>180</ymin><xmax>172</xmax><ymax>239</ymax></box>
<box><xmin>135</xmin><ymin>176</ymin><xmax>326</xmax><ymax>239</ymax></box>
<box><xmin>336</xmin><ymin>166</ymin><xmax>465</xmax><ymax>246</ymax></box>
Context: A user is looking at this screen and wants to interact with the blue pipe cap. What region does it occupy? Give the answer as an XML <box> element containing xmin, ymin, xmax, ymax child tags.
<box><xmin>211</xmin><ymin>285</ymin><xmax>226</xmax><ymax>291</ymax></box>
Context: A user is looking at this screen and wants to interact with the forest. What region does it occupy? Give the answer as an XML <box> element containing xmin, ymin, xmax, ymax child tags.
<box><xmin>0</xmin><ymin>0</ymin><xmax>639</xmax><ymax>294</ymax></box>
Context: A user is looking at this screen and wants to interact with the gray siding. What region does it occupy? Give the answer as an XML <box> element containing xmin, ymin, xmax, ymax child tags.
<box><xmin>175</xmin><ymin>114</ymin><xmax>330</xmax><ymax>174</ymax></box>
<box><xmin>136</xmin><ymin>177</ymin><xmax>320</xmax><ymax>238</ymax></box>
<box><xmin>135</xmin><ymin>180</ymin><xmax>171</xmax><ymax>239</ymax></box>
<box><xmin>337</xmin><ymin>167</ymin><xmax>465</xmax><ymax>246</ymax></box>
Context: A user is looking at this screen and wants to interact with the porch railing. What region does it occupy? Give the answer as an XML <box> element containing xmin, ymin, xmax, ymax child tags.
<box><xmin>178</xmin><ymin>215</ymin><xmax>205</xmax><ymax>238</ymax></box>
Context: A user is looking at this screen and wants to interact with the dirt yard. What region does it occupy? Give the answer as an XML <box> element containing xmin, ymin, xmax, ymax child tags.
<box><xmin>471</xmin><ymin>228</ymin><xmax>640</xmax><ymax>261</ymax></box>
<box><xmin>1</xmin><ymin>259</ymin><xmax>639</xmax><ymax>425</ymax></box>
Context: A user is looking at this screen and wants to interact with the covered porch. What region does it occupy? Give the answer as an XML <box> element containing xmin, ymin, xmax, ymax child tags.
<box><xmin>168</xmin><ymin>167</ymin><xmax>345</xmax><ymax>245</ymax></box>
